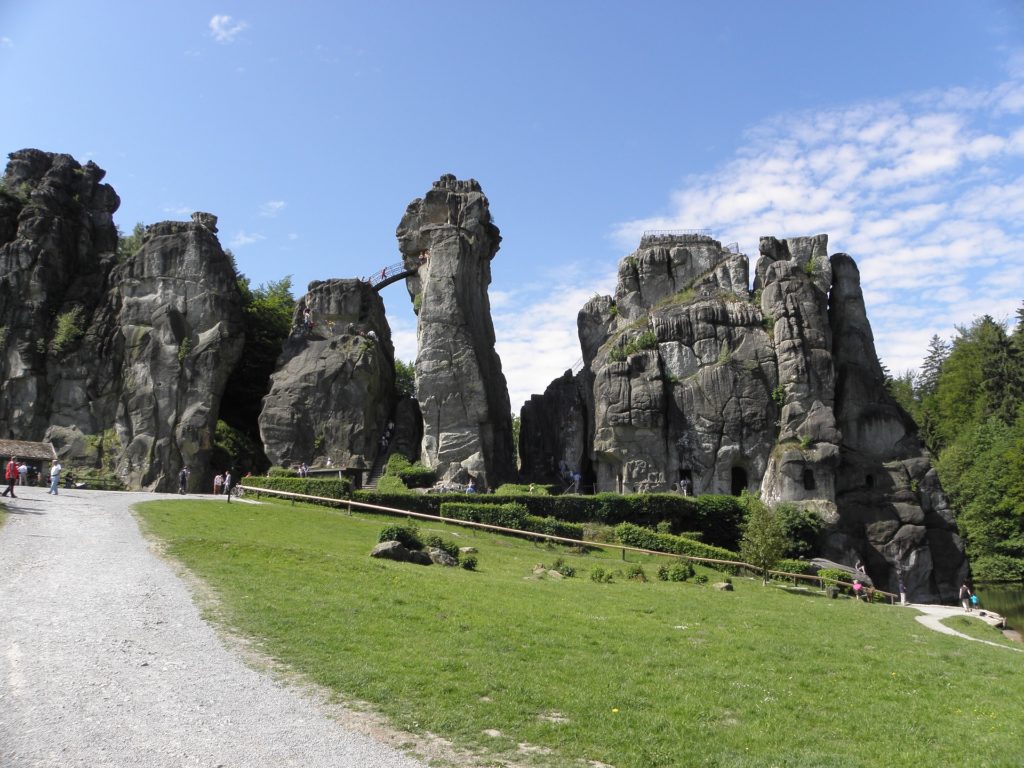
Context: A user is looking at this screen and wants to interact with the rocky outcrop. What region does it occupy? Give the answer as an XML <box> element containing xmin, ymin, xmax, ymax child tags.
<box><xmin>522</xmin><ymin>231</ymin><xmax>966</xmax><ymax>602</ymax></box>
<box><xmin>827</xmin><ymin>254</ymin><xmax>967</xmax><ymax>599</ymax></box>
<box><xmin>519</xmin><ymin>369</ymin><xmax>587</xmax><ymax>485</ymax></box>
<box><xmin>396</xmin><ymin>175</ymin><xmax>516</xmax><ymax>490</ymax></box>
<box><xmin>0</xmin><ymin>150</ymin><xmax>244</xmax><ymax>491</ymax></box>
<box><xmin>259</xmin><ymin>279</ymin><xmax>395</xmax><ymax>472</ymax></box>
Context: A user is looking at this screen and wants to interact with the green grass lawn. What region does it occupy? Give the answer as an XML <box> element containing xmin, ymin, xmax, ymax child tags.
<box><xmin>135</xmin><ymin>499</ymin><xmax>1024</xmax><ymax>768</ymax></box>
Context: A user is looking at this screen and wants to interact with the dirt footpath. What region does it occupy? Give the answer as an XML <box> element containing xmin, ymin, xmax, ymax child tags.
<box><xmin>0</xmin><ymin>486</ymin><xmax>428</xmax><ymax>768</ymax></box>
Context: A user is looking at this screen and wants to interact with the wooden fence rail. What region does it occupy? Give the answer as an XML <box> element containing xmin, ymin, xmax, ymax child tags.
<box><xmin>236</xmin><ymin>485</ymin><xmax>901</xmax><ymax>602</ymax></box>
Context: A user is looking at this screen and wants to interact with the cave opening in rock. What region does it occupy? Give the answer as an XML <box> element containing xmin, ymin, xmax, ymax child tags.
<box><xmin>730</xmin><ymin>466</ymin><xmax>747</xmax><ymax>496</ymax></box>
<box><xmin>803</xmin><ymin>468</ymin><xmax>816</xmax><ymax>491</ymax></box>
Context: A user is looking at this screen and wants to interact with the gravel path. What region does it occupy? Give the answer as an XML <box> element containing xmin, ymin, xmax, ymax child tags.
<box><xmin>0</xmin><ymin>486</ymin><xmax>429</xmax><ymax>767</ymax></box>
<box><xmin>909</xmin><ymin>603</ymin><xmax>1023</xmax><ymax>652</ymax></box>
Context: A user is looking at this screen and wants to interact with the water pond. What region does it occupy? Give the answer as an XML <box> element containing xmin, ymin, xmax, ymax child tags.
<box><xmin>973</xmin><ymin>582</ymin><xmax>1024</xmax><ymax>632</ymax></box>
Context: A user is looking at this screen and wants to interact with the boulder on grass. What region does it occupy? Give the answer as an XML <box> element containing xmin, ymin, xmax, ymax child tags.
<box><xmin>429</xmin><ymin>548</ymin><xmax>458</xmax><ymax>567</ymax></box>
<box><xmin>371</xmin><ymin>541</ymin><xmax>410</xmax><ymax>561</ymax></box>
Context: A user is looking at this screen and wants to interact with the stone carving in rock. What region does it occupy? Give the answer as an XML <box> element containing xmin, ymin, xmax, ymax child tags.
<box><xmin>259</xmin><ymin>278</ymin><xmax>395</xmax><ymax>474</ymax></box>
<box><xmin>521</xmin><ymin>231</ymin><xmax>967</xmax><ymax>602</ymax></box>
<box><xmin>0</xmin><ymin>149</ymin><xmax>243</xmax><ymax>491</ymax></box>
<box><xmin>396</xmin><ymin>174</ymin><xmax>516</xmax><ymax>490</ymax></box>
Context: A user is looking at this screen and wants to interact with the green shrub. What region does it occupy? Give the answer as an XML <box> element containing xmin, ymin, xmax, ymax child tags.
<box><xmin>776</xmin><ymin>504</ymin><xmax>824</xmax><ymax>558</ymax></box>
<box><xmin>460</xmin><ymin>555</ymin><xmax>478</xmax><ymax>571</ymax></box>
<box><xmin>614</xmin><ymin>522</ymin><xmax>739</xmax><ymax>572</ymax></box>
<box><xmin>694</xmin><ymin>574</ymin><xmax>709</xmax><ymax>585</ymax></box>
<box><xmin>50</xmin><ymin>306</ymin><xmax>85</xmax><ymax>356</ymax></box>
<box><xmin>817</xmin><ymin>568</ymin><xmax>848</xmax><ymax>592</ymax></box>
<box><xmin>441</xmin><ymin>502</ymin><xmax>527</xmax><ymax>529</ymax></box>
<box><xmin>424</xmin><ymin>535</ymin><xmax>460</xmax><ymax>560</ymax></box>
<box><xmin>626</xmin><ymin>564</ymin><xmax>648</xmax><ymax>582</ymax></box>
<box><xmin>243</xmin><ymin>474</ymin><xmax>352</xmax><ymax>500</ymax></box>
<box><xmin>378</xmin><ymin>522</ymin><xmax>422</xmax><ymax>550</ymax></box>
<box><xmin>376</xmin><ymin>475</ymin><xmax>410</xmax><ymax>494</ymax></box>
<box><xmin>384</xmin><ymin>454</ymin><xmax>436</xmax><ymax>488</ymax></box>
<box><xmin>776</xmin><ymin>558</ymin><xmax>815</xmax><ymax>575</ymax></box>
<box><xmin>656</xmin><ymin>520</ymin><xmax>673</xmax><ymax>534</ymax></box>
<box><xmin>177</xmin><ymin>336</ymin><xmax>192</xmax><ymax>362</ymax></box>
<box><xmin>495</xmin><ymin>483</ymin><xmax>550</xmax><ymax>495</ymax></box>
<box><xmin>349</xmin><ymin>490</ymin><xmax>745</xmax><ymax>550</ymax></box>
<box><xmin>590</xmin><ymin>567</ymin><xmax>613</xmax><ymax>583</ymax></box>
<box><xmin>267</xmin><ymin>466</ymin><xmax>298</xmax><ymax>477</ymax></box>
<box><xmin>658</xmin><ymin>561</ymin><xmax>694</xmax><ymax>582</ymax></box>
<box><xmin>552</xmin><ymin>557</ymin><xmax>576</xmax><ymax>578</ymax></box>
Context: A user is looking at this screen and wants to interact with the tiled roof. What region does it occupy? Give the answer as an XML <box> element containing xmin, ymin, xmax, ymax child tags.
<box><xmin>0</xmin><ymin>439</ymin><xmax>57</xmax><ymax>461</ymax></box>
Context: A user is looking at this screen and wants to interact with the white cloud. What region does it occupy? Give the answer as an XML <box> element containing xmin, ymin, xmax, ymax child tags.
<box><xmin>614</xmin><ymin>70</ymin><xmax>1024</xmax><ymax>375</ymax></box>
<box><xmin>259</xmin><ymin>200</ymin><xmax>286</xmax><ymax>217</ymax></box>
<box><xmin>162</xmin><ymin>205</ymin><xmax>192</xmax><ymax>217</ymax></box>
<box><xmin>229</xmin><ymin>230</ymin><xmax>265</xmax><ymax>248</ymax></box>
<box><xmin>493</xmin><ymin>263</ymin><xmax>618</xmax><ymax>409</ymax></box>
<box><xmin>209</xmin><ymin>15</ymin><xmax>248</xmax><ymax>44</ymax></box>
<box><xmin>0</xmin><ymin>37</ymin><xmax>13</xmax><ymax>48</ymax></box>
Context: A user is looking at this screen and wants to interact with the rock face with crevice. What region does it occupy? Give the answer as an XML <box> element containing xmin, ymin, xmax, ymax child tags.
<box><xmin>0</xmin><ymin>149</ymin><xmax>244</xmax><ymax>491</ymax></box>
<box><xmin>521</xmin><ymin>232</ymin><xmax>967</xmax><ymax>602</ymax></box>
<box><xmin>259</xmin><ymin>278</ymin><xmax>398</xmax><ymax>472</ymax></box>
<box><xmin>396</xmin><ymin>174</ymin><xmax>516</xmax><ymax>490</ymax></box>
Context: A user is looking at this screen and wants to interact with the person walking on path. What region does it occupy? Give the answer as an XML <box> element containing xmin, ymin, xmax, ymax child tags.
<box><xmin>959</xmin><ymin>581</ymin><xmax>973</xmax><ymax>612</ymax></box>
<box><xmin>213</xmin><ymin>472</ymin><xmax>224</xmax><ymax>495</ymax></box>
<box><xmin>48</xmin><ymin>460</ymin><xmax>62</xmax><ymax>495</ymax></box>
<box><xmin>178</xmin><ymin>467</ymin><xmax>189</xmax><ymax>495</ymax></box>
<box><xmin>3</xmin><ymin>456</ymin><xmax>18</xmax><ymax>498</ymax></box>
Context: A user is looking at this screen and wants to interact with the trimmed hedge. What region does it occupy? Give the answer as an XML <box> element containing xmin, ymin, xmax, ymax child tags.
<box><xmin>350</xmin><ymin>491</ymin><xmax>742</xmax><ymax>548</ymax></box>
<box><xmin>440</xmin><ymin>502</ymin><xmax>585</xmax><ymax>541</ymax></box>
<box><xmin>775</xmin><ymin>558</ymin><xmax>816</xmax><ymax>576</ymax></box>
<box><xmin>247</xmin><ymin>481</ymin><xmax>743</xmax><ymax>550</ymax></box>
<box><xmin>614</xmin><ymin>522</ymin><xmax>740</xmax><ymax>571</ymax></box>
<box><xmin>242</xmin><ymin>475</ymin><xmax>352</xmax><ymax>499</ymax></box>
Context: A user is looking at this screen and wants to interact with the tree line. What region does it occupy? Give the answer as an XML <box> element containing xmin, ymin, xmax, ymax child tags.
<box><xmin>887</xmin><ymin>304</ymin><xmax>1024</xmax><ymax>582</ymax></box>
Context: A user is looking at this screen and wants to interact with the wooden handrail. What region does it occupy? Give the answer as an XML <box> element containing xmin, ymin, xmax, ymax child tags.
<box><xmin>235</xmin><ymin>484</ymin><xmax>901</xmax><ymax>601</ymax></box>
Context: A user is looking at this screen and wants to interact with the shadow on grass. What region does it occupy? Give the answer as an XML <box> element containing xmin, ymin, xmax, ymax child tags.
<box><xmin>777</xmin><ymin>585</ymin><xmax>829</xmax><ymax>599</ymax></box>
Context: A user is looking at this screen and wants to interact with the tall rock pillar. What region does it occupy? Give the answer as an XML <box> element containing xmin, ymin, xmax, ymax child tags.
<box><xmin>396</xmin><ymin>175</ymin><xmax>515</xmax><ymax>489</ymax></box>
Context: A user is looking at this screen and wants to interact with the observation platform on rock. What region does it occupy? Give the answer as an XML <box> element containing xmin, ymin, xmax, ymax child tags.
<box><xmin>639</xmin><ymin>229</ymin><xmax>741</xmax><ymax>254</ymax></box>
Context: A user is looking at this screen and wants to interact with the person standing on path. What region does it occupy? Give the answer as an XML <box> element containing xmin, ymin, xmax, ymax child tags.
<box><xmin>3</xmin><ymin>456</ymin><xmax>18</xmax><ymax>498</ymax></box>
<box><xmin>178</xmin><ymin>467</ymin><xmax>190</xmax><ymax>495</ymax></box>
<box><xmin>49</xmin><ymin>460</ymin><xmax>62</xmax><ymax>495</ymax></box>
<box><xmin>224</xmin><ymin>469</ymin><xmax>233</xmax><ymax>503</ymax></box>
<box><xmin>18</xmin><ymin>460</ymin><xmax>28</xmax><ymax>486</ymax></box>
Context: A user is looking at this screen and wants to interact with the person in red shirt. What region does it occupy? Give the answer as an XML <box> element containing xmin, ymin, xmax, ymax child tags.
<box><xmin>2</xmin><ymin>456</ymin><xmax>18</xmax><ymax>498</ymax></box>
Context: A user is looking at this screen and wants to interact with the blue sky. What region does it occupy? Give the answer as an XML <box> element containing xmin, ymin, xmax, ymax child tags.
<box><xmin>2</xmin><ymin>2</ymin><xmax>1023</xmax><ymax>409</ymax></box>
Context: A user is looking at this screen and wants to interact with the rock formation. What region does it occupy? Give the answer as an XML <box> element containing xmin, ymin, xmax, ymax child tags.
<box><xmin>396</xmin><ymin>175</ymin><xmax>516</xmax><ymax>489</ymax></box>
<box><xmin>0</xmin><ymin>149</ymin><xmax>244</xmax><ymax>491</ymax></box>
<box><xmin>521</xmin><ymin>232</ymin><xmax>967</xmax><ymax>601</ymax></box>
<box><xmin>259</xmin><ymin>278</ymin><xmax>400</xmax><ymax>474</ymax></box>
